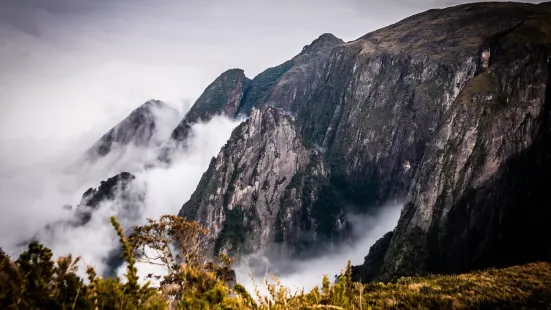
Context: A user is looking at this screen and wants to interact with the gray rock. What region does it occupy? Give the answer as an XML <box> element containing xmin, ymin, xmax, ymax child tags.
<box><xmin>85</xmin><ymin>100</ymin><xmax>179</xmax><ymax>160</ymax></box>
<box><xmin>180</xmin><ymin>106</ymin><xmax>333</xmax><ymax>257</ymax></box>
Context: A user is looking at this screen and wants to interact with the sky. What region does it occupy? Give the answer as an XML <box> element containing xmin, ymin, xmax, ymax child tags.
<box><xmin>0</xmin><ymin>0</ymin><xmax>544</xmax><ymax>287</ymax></box>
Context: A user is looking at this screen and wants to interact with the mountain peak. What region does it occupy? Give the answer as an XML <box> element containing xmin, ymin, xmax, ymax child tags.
<box><xmin>84</xmin><ymin>99</ymin><xmax>179</xmax><ymax>159</ymax></box>
<box><xmin>301</xmin><ymin>33</ymin><xmax>344</xmax><ymax>54</ymax></box>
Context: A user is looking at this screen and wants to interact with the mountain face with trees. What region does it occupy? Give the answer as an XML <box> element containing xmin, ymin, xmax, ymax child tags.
<box><xmin>60</xmin><ymin>1</ymin><xmax>551</xmax><ymax>286</ymax></box>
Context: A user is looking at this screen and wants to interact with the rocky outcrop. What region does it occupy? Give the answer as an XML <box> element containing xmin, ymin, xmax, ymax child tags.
<box><xmin>162</xmin><ymin>34</ymin><xmax>344</xmax><ymax>162</ymax></box>
<box><xmin>76</xmin><ymin>172</ymin><xmax>144</xmax><ymax>226</ymax></box>
<box><xmin>85</xmin><ymin>100</ymin><xmax>179</xmax><ymax>160</ymax></box>
<box><xmin>180</xmin><ymin>106</ymin><xmax>339</xmax><ymax>257</ymax></box>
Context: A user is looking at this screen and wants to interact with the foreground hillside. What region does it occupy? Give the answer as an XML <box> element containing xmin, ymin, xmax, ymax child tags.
<box><xmin>1</xmin><ymin>216</ymin><xmax>550</xmax><ymax>309</ymax></box>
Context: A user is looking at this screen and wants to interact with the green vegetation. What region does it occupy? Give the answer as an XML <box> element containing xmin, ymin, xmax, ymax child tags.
<box><xmin>188</xmin><ymin>69</ymin><xmax>249</xmax><ymax>120</ymax></box>
<box><xmin>214</xmin><ymin>207</ymin><xmax>256</xmax><ymax>256</ymax></box>
<box><xmin>239</xmin><ymin>60</ymin><xmax>295</xmax><ymax>114</ymax></box>
<box><xmin>2</xmin><ymin>215</ymin><xmax>551</xmax><ymax>309</ymax></box>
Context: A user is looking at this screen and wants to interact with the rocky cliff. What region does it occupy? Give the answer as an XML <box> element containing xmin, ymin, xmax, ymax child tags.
<box><xmin>161</xmin><ymin>34</ymin><xmax>344</xmax><ymax>163</ymax></box>
<box><xmin>179</xmin><ymin>1</ymin><xmax>551</xmax><ymax>276</ymax></box>
<box><xmin>367</xmin><ymin>13</ymin><xmax>551</xmax><ymax>282</ymax></box>
<box><xmin>180</xmin><ymin>106</ymin><xmax>341</xmax><ymax>257</ymax></box>
<box><xmin>237</xmin><ymin>33</ymin><xmax>344</xmax><ymax>115</ymax></box>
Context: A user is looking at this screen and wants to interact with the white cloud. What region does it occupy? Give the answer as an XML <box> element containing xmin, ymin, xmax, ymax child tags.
<box><xmin>235</xmin><ymin>202</ymin><xmax>403</xmax><ymax>293</ymax></box>
<box><xmin>0</xmin><ymin>114</ymin><xmax>241</xmax><ymax>278</ymax></box>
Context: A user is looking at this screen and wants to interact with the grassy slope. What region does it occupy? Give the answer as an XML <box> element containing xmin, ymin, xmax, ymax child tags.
<box><xmin>358</xmin><ymin>262</ymin><xmax>551</xmax><ymax>309</ymax></box>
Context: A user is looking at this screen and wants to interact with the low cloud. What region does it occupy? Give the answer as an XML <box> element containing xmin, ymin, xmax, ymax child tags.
<box><xmin>236</xmin><ymin>202</ymin><xmax>403</xmax><ymax>292</ymax></box>
<box><xmin>0</xmin><ymin>111</ymin><xmax>241</xmax><ymax>278</ymax></box>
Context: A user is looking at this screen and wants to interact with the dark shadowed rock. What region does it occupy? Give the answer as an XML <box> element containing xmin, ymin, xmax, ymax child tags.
<box><xmin>76</xmin><ymin>172</ymin><xmax>141</xmax><ymax>226</ymax></box>
<box><xmin>373</xmin><ymin>12</ymin><xmax>551</xmax><ymax>281</ymax></box>
<box><xmin>351</xmin><ymin>231</ymin><xmax>393</xmax><ymax>283</ymax></box>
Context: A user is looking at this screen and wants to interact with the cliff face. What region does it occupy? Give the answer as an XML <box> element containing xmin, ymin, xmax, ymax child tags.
<box><xmin>180</xmin><ymin>106</ymin><xmax>336</xmax><ymax>256</ymax></box>
<box><xmin>237</xmin><ymin>33</ymin><xmax>344</xmax><ymax>115</ymax></box>
<box><xmin>295</xmin><ymin>2</ymin><xmax>549</xmax><ymax>208</ymax></box>
<box><xmin>374</xmin><ymin>15</ymin><xmax>551</xmax><ymax>281</ymax></box>
<box><xmin>179</xmin><ymin>1</ymin><xmax>551</xmax><ymax>273</ymax></box>
<box><xmin>163</xmin><ymin>34</ymin><xmax>344</xmax><ymax>162</ymax></box>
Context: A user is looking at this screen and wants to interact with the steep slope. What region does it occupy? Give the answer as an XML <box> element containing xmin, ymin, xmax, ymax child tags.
<box><xmin>296</xmin><ymin>2</ymin><xmax>549</xmax><ymax>208</ymax></box>
<box><xmin>366</xmin><ymin>14</ymin><xmax>551</xmax><ymax>281</ymax></box>
<box><xmin>237</xmin><ymin>33</ymin><xmax>344</xmax><ymax>115</ymax></box>
<box><xmin>180</xmin><ymin>106</ymin><xmax>341</xmax><ymax>257</ymax></box>
<box><xmin>85</xmin><ymin>100</ymin><xmax>179</xmax><ymax>160</ymax></box>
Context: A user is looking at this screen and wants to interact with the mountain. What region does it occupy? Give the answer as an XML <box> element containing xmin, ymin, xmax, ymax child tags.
<box><xmin>178</xmin><ymin>0</ymin><xmax>551</xmax><ymax>278</ymax></box>
<box><xmin>236</xmin><ymin>33</ymin><xmax>344</xmax><ymax>115</ymax></box>
<box><xmin>179</xmin><ymin>105</ymin><xmax>339</xmax><ymax>258</ymax></box>
<box><xmin>85</xmin><ymin>99</ymin><xmax>179</xmax><ymax>161</ymax></box>
<box><xmin>160</xmin><ymin>33</ymin><xmax>344</xmax><ymax>161</ymax></box>
<box><xmin>169</xmin><ymin>69</ymin><xmax>251</xmax><ymax>148</ymax></box>
<box><xmin>76</xmin><ymin>172</ymin><xmax>144</xmax><ymax>226</ymax></box>
<box><xmin>354</xmin><ymin>7</ymin><xmax>551</xmax><ymax>282</ymax></box>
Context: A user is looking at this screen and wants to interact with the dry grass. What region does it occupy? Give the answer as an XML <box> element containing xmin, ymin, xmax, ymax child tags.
<box><xmin>358</xmin><ymin>262</ymin><xmax>551</xmax><ymax>309</ymax></box>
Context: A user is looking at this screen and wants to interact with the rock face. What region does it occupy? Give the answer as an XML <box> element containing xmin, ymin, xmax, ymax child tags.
<box><xmin>295</xmin><ymin>2</ymin><xmax>551</xmax><ymax>208</ymax></box>
<box><xmin>237</xmin><ymin>33</ymin><xmax>344</xmax><ymax>115</ymax></box>
<box><xmin>85</xmin><ymin>100</ymin><xmax>179</xmax><ymax>160</ymax></box>
<box><xmin>370</xmin><ymin>14</ymin><xmax>551</xmax><ymax>281</ymax></box>
<box><xmin>180</xmin><ymin>1</ymin><xmax>551</xmax><ymax>275</ymax></box>
<box><xmin>180</xmin><ymin>106</ymin><xmax>337</xmax><ymax>256</ymax></box>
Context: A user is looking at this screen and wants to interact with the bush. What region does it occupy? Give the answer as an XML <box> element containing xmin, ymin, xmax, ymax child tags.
<box><xmin>1</xmin><ymin>215</ymin><xmax>550</xmax><ymax>309</ymax></box>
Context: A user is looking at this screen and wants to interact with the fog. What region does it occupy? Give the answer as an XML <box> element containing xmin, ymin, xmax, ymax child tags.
<box><xmin>0</xmin><ymin>110</ymin><xmax>241</xmax><ymax>276</ymax></box>
<box><xmin>236</xmin><ymin>202</ymin><xmax>403</xmax><ymax>292</ymax></box>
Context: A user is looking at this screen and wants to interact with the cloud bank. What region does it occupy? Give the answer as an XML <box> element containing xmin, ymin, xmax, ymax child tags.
<box><xmin>235</xmin><ymin>202</ymin><xmax>403</xmax><ymax>292</ymax></box>
<box><xmin>0</xmin><ymin>113</ymin><xmax>241</xmax><ymax>277</ymax></box>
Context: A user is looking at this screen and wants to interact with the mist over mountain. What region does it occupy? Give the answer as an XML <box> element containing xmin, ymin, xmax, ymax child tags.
<box><xmin>1</xmin><ymin>1</ymin><xmax>550</xmax><ymax>303</ymax></box>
